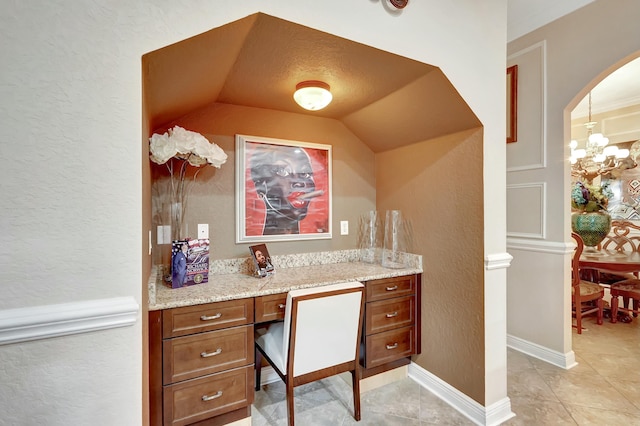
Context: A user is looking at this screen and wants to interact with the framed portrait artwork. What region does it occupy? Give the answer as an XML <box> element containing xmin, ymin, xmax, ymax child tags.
<box><xmin>235</xmin><ymin>134</ymin><xmax>332</xmax><ymax>243</ymax></box>
<box><xmin>507</xmin><ymin>65</ymin><xmax>518</xmax><ymax>143</ymax></box>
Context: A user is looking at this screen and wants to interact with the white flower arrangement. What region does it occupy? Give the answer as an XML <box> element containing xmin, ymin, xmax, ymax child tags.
<box><xmin>149</xmin><ymin>125</ymin><xmax>227</xmax><ymax>167</ymax></box>
<box><xmin>149</xmin><ymin>126</ymin><xmax>227</xmax><ymax>240</ymax></box>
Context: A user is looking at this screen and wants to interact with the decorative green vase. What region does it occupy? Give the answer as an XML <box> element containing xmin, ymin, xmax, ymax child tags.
<box><xmin>571</xmin><ymin>211</ymin><xmax>611</xmax><ymax>248</ymax></box>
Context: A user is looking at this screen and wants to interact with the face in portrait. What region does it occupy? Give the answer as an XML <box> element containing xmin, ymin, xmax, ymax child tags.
<box><xmin>255</xmin><ymin>249</ymin><xmax>268</xmax><ymax>269</ymax></box>
<box><xmin>250</xmin><ymin>144</ymin><xmax>321</xmax><ymax>235</ymax></box>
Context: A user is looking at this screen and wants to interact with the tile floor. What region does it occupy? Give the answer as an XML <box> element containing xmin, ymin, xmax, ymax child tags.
<box><xmin>251</xmin><ymin>315</ymin><xmax>639</xmax><ymax>425</ymax></box>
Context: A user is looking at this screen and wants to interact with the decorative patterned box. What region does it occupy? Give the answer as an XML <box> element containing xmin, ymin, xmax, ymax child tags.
<box><xmin>171</xmin><ymin>239</ymin><xmax>209</xmax><ymax>288</ymax></box>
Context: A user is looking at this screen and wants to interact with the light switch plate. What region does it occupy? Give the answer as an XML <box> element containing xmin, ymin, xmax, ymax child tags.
<box><xmin>340</xmin><ymin>220</ymin><xmax>349</xmax><ymax>235</ymax></box>
<box><xmin>198</xmin><ymin>223</ymin><xmax>209</xmax><ymax>239</ymax></box>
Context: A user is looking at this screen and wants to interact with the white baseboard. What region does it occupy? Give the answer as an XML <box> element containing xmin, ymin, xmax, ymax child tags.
<box><xmin>0</xmin><ymin>296</ymin><xmax>139</xmax><ymax>345</ymax></box>
<box><xmin>408</xmin><ymin>362</ymin><xmax>515</xmax><ymax>426</ymax></box>
<box><xmin>507</xmin><ymin>334</ymin><xmax>577</xmax><ymax>369</ymax></box>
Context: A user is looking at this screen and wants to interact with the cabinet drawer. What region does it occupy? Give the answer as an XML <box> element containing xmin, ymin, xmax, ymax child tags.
<box><xmin>163</xmin><ymin>325</ymin><xmax>253</xmax><ymax>385</ymax></box>
<box><xmin>255</xmin><ymin>294</ymin><xmax>287</xmax><ymax>323</ymax></box>
<box><xmin>365</xmin><ymin>295</ymin><xmax>415</xmax><ymax>335</ymax></box>
<box><xmin>163</xmin><ymin>299</ymin><xmax>254</xmax><ymax>338</ymax></box>
<box><xmin>364</xmin><ymin>326</ymin><xmax>415</xmax><ymax>368</ymax></box>
<box><xmin>163</xmin><ymin>365</ymin><xmax>254</xmax><ymax>426</ymax></box>
<box><xmin>366</xmin><ymin>275</ymin><xmax>415</xmax><ymax>302</ymax></box>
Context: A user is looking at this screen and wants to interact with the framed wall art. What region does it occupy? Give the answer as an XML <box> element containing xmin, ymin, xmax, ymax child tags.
<box><xmin>235</xmin><ymin>134</ymin><xmax>332</xmax><ymax>243</ymax></box>
<box><xmin>507</xmin><ymin>64</ymin><xmax>518</xmax><ymax>143</ymax></box>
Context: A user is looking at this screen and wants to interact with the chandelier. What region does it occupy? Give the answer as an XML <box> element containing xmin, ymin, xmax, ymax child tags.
<box><xmin>570</xmin><ymin>92</ymin><xmax>630</xmax><ymax>183</ymax></box>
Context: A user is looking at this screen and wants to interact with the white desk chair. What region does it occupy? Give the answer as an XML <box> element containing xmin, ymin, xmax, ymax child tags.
<box><xmin>254</xmin><ymin>281</ymin><xmax>365</xmax><ymax>426</ymax></box>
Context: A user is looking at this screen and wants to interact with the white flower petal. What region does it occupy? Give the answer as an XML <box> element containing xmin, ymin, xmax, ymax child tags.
<box><xmin>149</xmin><ymin>132</ymin><xmax>176</xmax><ymax>164</ymax></box>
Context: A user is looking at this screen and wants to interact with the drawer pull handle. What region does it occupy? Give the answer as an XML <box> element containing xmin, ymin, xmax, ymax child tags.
<box><xmin>386</xmin><ymin>311</ymin><xmax>398</xmax><ymax>318</ymax></box>
<box><xmin>201</xmin><ymin>391</ymin><xmax>223</xmax><ymax>401</ymax></box>
<box><xmin>278</xmin><ymin>304</ymin><xmax>285</xmax><ymax>309</ymax></box>
<box><xmin>386</xmin><ymin>343</ymin><xmax>399</xmax><ymax>350</ymax></box>
<box><xmin>201</xmin><ymin>348</ymin><xmax>222</xmax><ymax>358</ymax></box>
<box><xmin>200</xmin><ymin>313</ymin><xmax>222</xmax><ymax>321</ymax></box>
<box><xmin>385</xmin><ymin>285</ymin><xmax>398</xmax><ymax>291</ymax></box>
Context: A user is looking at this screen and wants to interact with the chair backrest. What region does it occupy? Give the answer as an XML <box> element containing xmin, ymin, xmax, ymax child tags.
<box><xmin>600</xmin><ymin>220</ymin><xmax>640</xmax><ymax>252</ymax></box>
<box><xmin>282</xmin><ymin>281</ymin><xmax>365</xmax><ymax>378</ymax></box>
<box><xmin>571</xmin><ymin>232</ymin><xmax>584</xmax><ymax>288</ymax></box>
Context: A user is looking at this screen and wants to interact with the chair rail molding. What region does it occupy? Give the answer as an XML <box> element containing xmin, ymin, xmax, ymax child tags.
<box><xmin>0</xmin><ymin>296</ymin><xmax>139</xmax><ymax>345</ymax></box>
<box><xmin>507</xmin><ymin>237</ymin><xmax>572</xmax><ymax>255</ymax></box>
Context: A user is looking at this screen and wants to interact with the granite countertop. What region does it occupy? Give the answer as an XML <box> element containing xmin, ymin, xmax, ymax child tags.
<box><xmin>148</xmin><ymin>249</ymin><xmax>422</xmax><ymax>311</ymax></box>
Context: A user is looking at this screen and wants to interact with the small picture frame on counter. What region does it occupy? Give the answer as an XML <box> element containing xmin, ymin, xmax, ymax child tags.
<box><xmin>171</xmin><ymin>238</ymin><xmax>210</xmax><ymax>288</ymax></box>
<box><xmin>249</xmin><ymin>243</ymin><xmax>275</xmax><ymax>278</ymax></box>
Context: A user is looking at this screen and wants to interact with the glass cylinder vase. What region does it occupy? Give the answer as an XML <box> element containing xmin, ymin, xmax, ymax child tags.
<box><xmin>382</xmin><ymin>210</ymin><xmax>407</xmax><ymax>269</ymax></box>
<box><xmin>359</xmin><ymin>210</ymin><xmax>382</xmax><ymax>263</ymax></box>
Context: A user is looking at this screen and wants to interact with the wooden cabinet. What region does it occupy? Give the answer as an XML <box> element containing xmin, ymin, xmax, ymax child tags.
<box><xmin>254</xmin><ymin>294</ymin><xmax>287</xmax><ymax>323</ymax></box>
<box><xmin>362</xmin><ymin>275</ymin><xmax>421</xmax><ymax>374</ymax></box>
<box><xmin>150</xmin><ymin>298</ymin><xmax>254</xmax><ymax>426</ymax></box>
<box><xmin>149</xmin><ymin>273</ymin><xmax>421</xmax><ymax>424</ymax></box>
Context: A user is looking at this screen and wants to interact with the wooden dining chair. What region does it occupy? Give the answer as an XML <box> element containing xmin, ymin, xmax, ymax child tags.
<box><xmin>600</xmin><ymin>220</ymin><xmax>640</xmax><ymax>252</ymax></box>
<box><xmin>571</xmin><ymin>233</ymin><xmax>605</xmax><ymax>333</ymax></box>
<box><xmin>610</xmin><ymin>279</ymin><xmax>640</xmax><ymax>323</ymax></box>
<box><xmin>589</xmin><ymin>220</ymin><xmax>640</xmax><ymax>284</ymax></box>
<box><xmin>254</xmin><ymin>281</ymin><xmax>365</xmax><ymax>426</ymax></box>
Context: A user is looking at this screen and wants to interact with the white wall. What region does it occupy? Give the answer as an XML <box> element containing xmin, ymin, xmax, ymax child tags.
<box><xmin>0</xmin><ymin>1</ymin><xmax>507</xmax><ymax>424</ymax></box>
<box><xmin>506</xmin><ymin>0</ymin><xmax>640</xmax><ymax>364</ymax></box>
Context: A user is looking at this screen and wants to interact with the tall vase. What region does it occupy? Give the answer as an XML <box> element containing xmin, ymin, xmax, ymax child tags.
<box><xmin>382</xmin><ymin>210</ymin><xmax>407</xmax><ymax>269</ymax></box>
<box><xmin>571</xmin><ymin>211</ymin><xmax>611</xmax><ymax>249</ymax></box>
<box><xmin>358</xmin><ymin>210</ymin><xmax>382</xmax><ymax>263</ymax></box>
<box><xmin>170</xmin><ymin>201</ymin><xmax>186</xmax><ymax>241</ymax></box>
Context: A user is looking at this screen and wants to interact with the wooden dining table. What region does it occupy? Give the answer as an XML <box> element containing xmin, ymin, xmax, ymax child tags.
<box><xmin>579</xmin><ymin>249</ymin><xmax>640</xmax><ymax>275</ymax></box>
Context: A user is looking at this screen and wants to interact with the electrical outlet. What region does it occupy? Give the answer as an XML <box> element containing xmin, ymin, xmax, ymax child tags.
<box><xmin>198</xmin><ymin>223</ymin><xmax>209</xmax><ymax>239</ymax></box>
<box><xmin>157</xmin><ymin>226</ymin><xmax>164</xmax><ymax>245</ymax></box>
<box><xmin>340</xmin><ymin>220</ymin><xmax>349</xmax><ymax>235</ymax></box>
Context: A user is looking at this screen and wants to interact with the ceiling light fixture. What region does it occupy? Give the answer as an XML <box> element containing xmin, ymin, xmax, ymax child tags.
<box><xmin>570</xmin><ymin>91</ymin><xmax>631</xmax><ymax>183</ymax></box>
<box><xmin>293</xmin><ymin>80</ymin><xmax>332</xmax><ymax>111</ymax></box>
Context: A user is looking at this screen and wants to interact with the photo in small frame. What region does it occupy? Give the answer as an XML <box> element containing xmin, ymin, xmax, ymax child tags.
<box><xmin>249</xmin><ymin>243</ymin><xmax>275</xmax><ymax>278</ymax></box>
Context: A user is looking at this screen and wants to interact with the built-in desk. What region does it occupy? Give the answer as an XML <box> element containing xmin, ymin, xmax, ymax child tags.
<box><xmin>148</xmin><ymin>251</ymin><xmax>422</xmax><ymax>426</ymax></box>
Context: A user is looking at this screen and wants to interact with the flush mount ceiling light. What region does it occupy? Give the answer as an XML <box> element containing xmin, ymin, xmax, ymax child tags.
<box><xmin>293</xmin><ymin>80</ymin><xmax>332</xmax><ymax>111</ymax></box>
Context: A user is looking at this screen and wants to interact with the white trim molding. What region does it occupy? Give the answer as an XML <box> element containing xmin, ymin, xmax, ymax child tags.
<box><xmin>0</xmin><ymin>296</ymin><xmax>139</xmax><ymax>346</ymax></box>
<box><xmin>408</xmin><ymin>363</ymin><xmax>515</xmax><ymax>426</ymax></box>
<box><xmin>507</xmin><ymin>40</ymin><xmax>547</xmax><ymax>172</ymax></box>
<box><xmin>507</xmin><ymin>334</ymin><xmax>577</xmax><ymax>370</ymax></box>
<box><xmin>507</xmin><ymin>237</ymin><xmax>573</xmax><ymax>255</ymax></box>
<box><xmin>506</xmin><ymin>182</ymin><xmax>547</xmax><ymax>239</ymax></box>
<box><xmin>485</xmin><ymin>252</ymin><xmax>513</xmax><ymax>270</ymax></box>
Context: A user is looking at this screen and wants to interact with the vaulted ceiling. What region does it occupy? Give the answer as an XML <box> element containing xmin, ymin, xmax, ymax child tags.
<box><xmin>143</xmin><ymin>13</ymin><xmax>480</xmax><ymax>153</ymax></box>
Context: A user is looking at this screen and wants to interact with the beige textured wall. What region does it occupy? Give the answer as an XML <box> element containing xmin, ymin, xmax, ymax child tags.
<box><xmin>150</xmin><ymin>102</ymin><xmax>376</xmax><ymax>262</ymax></box>
<box><xmin>376</xmin><ymin>128</ymin><xmax>485</xmax><ymax>403</ymax></box>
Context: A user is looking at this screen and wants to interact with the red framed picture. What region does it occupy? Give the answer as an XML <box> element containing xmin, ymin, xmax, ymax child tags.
<box><xmin>235</xmin><ymin>134</ymin><xmax>332</xmax><ymax>243</ymax></box>
<box><xmin>507</xmin><ymin>65</ymin><xmax>518</xmax><ymax>143</ymax></box>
